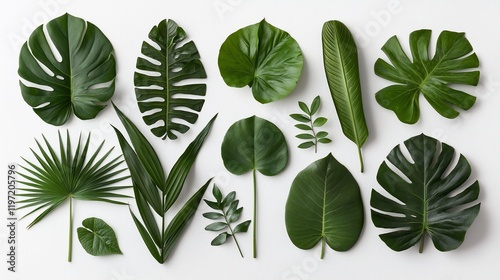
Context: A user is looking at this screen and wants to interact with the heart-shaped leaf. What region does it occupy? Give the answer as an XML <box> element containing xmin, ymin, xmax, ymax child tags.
<box><xmin>18</xmin><ymin>13</ymin><xmax>116</xmax><ymax>126</ymax></box>
<box><xmin>371</xmin><ymin>134</ymin><xmax>480</xmax><ymax>252</ymax></box>
<box><xmin>77</xmin><ymin>217</ymin><xmax>122</xmax><ymax>256</ymax></box>
<box><xmin>221</xmin><ymin>115</ymin><xmax>288</xmax><ymax>176</ymax></box>
<box><xmin>375</xmin><ymin>30</ymin><xmax>480</xmax><ymax>124</ymax></box>
<box><xmin>285</xmin><ymin>153</ymin><xmax>364</xmax><ymax>259</ymax></box>
<box><xmin>218</xmin><ymin>19</ymin><xmax>303</xmax><ymax>104</ymax></box>
<box><xmin>221</xmin><ymin>116</ymin><xmax>288</xmax><ymax>258</ymax></box>
<box><xmin>135</xmin><ymin>19</ymin><xmax>207</xmax><ymax>140</ymax></box>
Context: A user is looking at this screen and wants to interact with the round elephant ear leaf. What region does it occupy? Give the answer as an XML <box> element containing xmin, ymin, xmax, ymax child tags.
<box><xmin>218</xmin><ymin>19</ymin><xmax>303</xmax><ymax>104</ymax></box>
<box><xmin>18</xmin><ymin>13</ymin><xmax>116</xmax><ymax>126</ymax></box>
<box><xmin>371</xmin><ymin>134</ymin><xmax>480</xmax><ymax>252</ymax></box>
<box><xmin>285</xmin><ymin>153</ymin><xmax>364</xmax><ymax>259</ymax></box>
<box><xmin>221</xmin><ymin>115</ymin><xmax>288</xmax><ymax>258</ymax></box>
<box><xmin>134</xmin><ymin>19</ymin><xmax>207</xmax><ymax>140</ymax></box>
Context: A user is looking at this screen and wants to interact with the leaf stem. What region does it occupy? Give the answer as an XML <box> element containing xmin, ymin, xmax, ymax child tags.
<box><xmin>68</xmin><ymin>197</ymin><xmax>73</xmax><ymax>262</ymax></box>
<box><xmin>223</xmin><ymin>210</ymin><xmax>244</xmax><ymax>258</ymax></box>
<box><xmin>252</xmin><ymin>168</ymin><xmax>257</xmax><ymax>258</ymax></box>
<box><xmin>309</xmin><ymin>114</ymin><xmax>318</xmax><ymax>154</ymax></box>
<box><xmin>320</xmin><ymin>237</ymin><xmax>325</xmax><ymax>259</ymax></box>
<box><xmin>419</xmin><ymin>232</ymin><xmax>425</xmax><ymax>253</ymax></box>
<box><xmin>357</xmin><ymin>145</ymin><xmax>364</xmax><ymax>173</ymax></box>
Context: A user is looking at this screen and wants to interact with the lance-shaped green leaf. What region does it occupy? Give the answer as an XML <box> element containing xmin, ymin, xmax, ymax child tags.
<box><xmin>285</xmin><ymin>153</ymin><xmax>364</xmax><ymax>259</ymax></box>
<box><xmin>18</xmin><ymin>13</ymin><xmax>116</xmax><ymax>126</ymax></box>
<box><xmin>135</xmin><ymin>19</ymin><xmax>207</xmax><ymax>140</ymax></box>
<box><xmin>375</xmin><ymin>30</ymin><xmax>480</xmax><ymax>124</ymax></box>
<box><xmin>77</xmin><ymin>217</ymin><xmax>122</xmax><ymax>256</ymax></box>
<box><xmin>371</xmin><ymin>134</ymin><xmax>480</xmax><ymax>252</ymax></box>
<box><xmin>112</xmin><ymin>104</ymin><xmax>217</xmax><ymax>263</ymax></box>
<box><xmin>221</xmin><ymin>116</ymin><xmax>288</xmax><ymax>258</ymax></box>
<box><xmin>218</xmin><ymin>19</ymin><xmax>303</xmax><ymax>104</ymax></box>
<box><xmin>322</xmin><ymin>20</ymin><xmax>369</xmax><ymax>172</ymax></box>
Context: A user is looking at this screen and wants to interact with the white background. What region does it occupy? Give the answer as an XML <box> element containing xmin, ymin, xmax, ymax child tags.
<box><xmin>1</xmin><ymin>0</ymin><xmax>499</xmax><ymax>279</ymax></box>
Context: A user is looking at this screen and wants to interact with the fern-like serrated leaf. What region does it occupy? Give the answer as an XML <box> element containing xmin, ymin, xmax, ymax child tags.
<box><xmin>322</xmin><ymin>20</ymin><xmax>369</xmax><ymax>172</ymax></box>
<box><xmin>134</xmin><ymin>19</ymin><xmax>207</xmax><ymax>140</ymax></box>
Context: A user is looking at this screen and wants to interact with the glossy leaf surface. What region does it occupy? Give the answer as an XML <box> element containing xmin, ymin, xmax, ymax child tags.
<box><xmin>221</xmin><ymin>115</ymin><xmax>288</xmax><ymax>176</ymax></box>
<box><xmin>375</xmin><ymin>30</ymin><xmax>480</xmax><ymax>124</ymax></box>
<box><xmin>322</xmin><ymin>20</ymin><xmax>369</xmax><ymax>172</ymax></box>
<box><xmin>17</xmin><ymin>131</ymin><xmax>129</xmax><ymax>261</ymax></box>
<box><xmin>135</xmin><ymin>19</ymin><xmax>207</xmax><ymax>140</ymax></box>
<box><xmin>77</xmin><ymin>217</ymin><xmax>122</xmax><ymax>256</ymax></box>
<box><xmin>18</xmin><ymin>13</ymin><xmax>116</xmax><ymax>126</ymax></box>
<box><xmin>113</xmin><ymin>104</ymin><xmax>216</xmax><ymax>263</ymax></box>
<box><xmin>285</xmin><ymin>153</ymin><xmax>364</xmax><ymax>259</ymax></box>
<box><xmin>218</xmin><ymin>19</ymin><xmax>303</xmax><ymax>103</ymax></box>
<box><xmin>371</xmin><ymin>134</ymin><xmax>480</xmax><ymax>252</ymax></box>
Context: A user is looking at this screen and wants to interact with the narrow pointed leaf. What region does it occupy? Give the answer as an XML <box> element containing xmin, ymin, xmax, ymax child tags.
<box><xmin>203</xmin><ymin>212</ymin><xmax>224</xmax><ymax>220</ymax></box>
<box><xmin>130</xmin><ymin>209</ymin><xmax>162</xmax><ymax>263</ymax></box>
<box><xmin>322</xmin><ymin>20</ymin><xmax>369</xmax><ymax>172</ymax></box>
<box><xmin>164</xmin><ymin>114</ymin><xmax>217</xmax><ymax>211</ymax></box>
<box><xmin>77</xmin><ymin>217</ymin><xmax>122</xmax><ymax>256</ymax></box>
<box><xmin>222</xmin><ymin>191</ymin><xmax>236</xmax><ymax>207</ymax></box>
<box><xmin>298</xmin><ymin>142</ymin><xmax>315</xmax><ymax>149</ymax></box>
<box><xmin>205</xmin><ymin>222</ymin><xmax>228</xmax><ymax>231</ymax></box>
<box><xmin>310</xmin><ymin>96</ymin><xmax>321</xmax><ymax>115</ymax></box>
<box><xmin>113</xmin><ymin>103</ymin><xmax>166</xmax><ymax>189</ymax></box>
<box><xmin>212</xmin><ymin>185</ymin><xmax>223</xmax><ymax>204</ymax></box>
<box><xmin>134</xmin><ymin>19</ymin><xmax>207</xmax><ymax>140</ymax></box>
<box><xmin>233</xmin><ymin>220</ymin><xmax>251</xmax><ymax>233</ymax></box>
<box><xmin>298</xmin><ymin>102</ymin><xmax>310</xmax><ymax>114</ymax></box>
<box><xmin>289</xmin><ymin>114</ymin><xmax>310</xmax><ymax>123</ymax></box>
<box><xmin>285</xmin><ymin>153</ymin><xmax>364</xmax><ymax>255</ymax></box>
<box><xmin>211</xmin><ymin>232</ymin><xmax>230</xmax><ymax>246</ymax></box>
<box><xmin>162</xmin><ymin>179</ymin><xmax>211</xmax><ymax>262</ymax></box>
<box><xmin>296</xmin><ymin>134</ymin><xmax>315</xmax><ymax>140</ymax></box>
<box><xmin>312</xmin><ymin>117</ymin><xmax>328</xmax><ymax>127</ymax></box>
<box><xmin>295</xmin><ymin>124</ymin><xmax>311</xmax><ymax>131</ymax></box>
<box><xmin>371</xmin><ymin>134</ymin><xmax>480</xmax><ymax>252</ymax></box>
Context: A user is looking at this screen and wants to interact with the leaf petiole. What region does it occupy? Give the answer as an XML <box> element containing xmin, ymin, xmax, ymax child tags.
<box><xmin>252</xmin><ymin>168</ymin><xmax>257</xmax><ymax>259</ymax></box>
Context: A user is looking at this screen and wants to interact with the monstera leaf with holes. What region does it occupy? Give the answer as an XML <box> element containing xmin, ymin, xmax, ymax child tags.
<box><xmin>375</xmin><ymin>29</ymin><xmax>480</xmax><ymax>124</ymax></box>
<box><xmin>134</xmin><ymin>19</ymin><xmax>207</xmax><ymax>140</ymax></box>
<box><xmin>371</xmin><ymin>134</ymin><xmax>480</xmax><ymax>253</ymax></box>
<box><xmin>18</xmin><ymin>13</ymin><xmax>116</xmax><ymax>126</ymax></box>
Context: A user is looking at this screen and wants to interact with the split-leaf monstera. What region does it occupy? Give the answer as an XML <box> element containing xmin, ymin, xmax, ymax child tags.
<box><xmin>221</xmin><ymin>116</ymin><xmax>288</xmax><ymax>258</ymax></box>
<box><xmin>371</xmin><ymin>134</ymin><xmax>480</xmax><ymax>252</ymax></box>
<box><xmin>218</xmin><ymin>19</ymin><xmax>303</xmax><ymax>104</ymax></box>
<box><xmin>285</xmin><ymin>153</ymin><xmax>364</xmax><ymax>259</ymax></box>
<box><xmin>375</xmin><ymin>30</ymin><xmax>480</xmax><ymax>124</ymax></box>
<box><xmin>18</xmin><ymin>13</ymin><xmax>116</xmax><ymax>126</ymax></box>
<box><xmin>135</xmin><ymin>19</ymin><xmax>207</xmax><ymax>140</ymax></box>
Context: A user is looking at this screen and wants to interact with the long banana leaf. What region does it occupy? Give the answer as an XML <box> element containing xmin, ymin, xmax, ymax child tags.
<box><xmin>322</xmin><ymin>20</ymin><xmax>369</xmax><ymax>172</ymax></box>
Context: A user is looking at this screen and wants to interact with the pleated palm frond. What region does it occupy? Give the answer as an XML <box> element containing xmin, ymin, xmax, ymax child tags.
<box><xmin>17</xmin><ymin>131</ymin><xmax>130</xmax><ymax>261</ymax></box>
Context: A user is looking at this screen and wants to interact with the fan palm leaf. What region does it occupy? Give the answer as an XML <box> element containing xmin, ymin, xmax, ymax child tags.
<box><xmin>17</xmin><ymin>131</ymin><xmax>130</xmax><ymax>262</ymax></box>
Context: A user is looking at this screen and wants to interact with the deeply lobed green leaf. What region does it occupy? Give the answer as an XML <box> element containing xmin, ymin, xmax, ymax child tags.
<box><xmin>375</xmin><ymin>30</ymin><xmax>480</xmax><ymax>124</ymax></box>
<box><xmin>18</xmin><ymin>13</ymin><xmax>116</xmax><ymax>126</ymax></box>
<box><xmin>371</xmin><ymin>134</ymin><xmax>480</xmax><ymax>252</ymax></box>
<box><xmin>134</xmin><ymin>19</ymin><xmax>207</xmax><ymax>140</ymax></box>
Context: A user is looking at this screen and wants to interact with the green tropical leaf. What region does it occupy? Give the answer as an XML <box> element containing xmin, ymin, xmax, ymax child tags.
<box><xmin>285</xmin><ymin>153</ymin><xmax>364</xmax><ymax>259</ymax></box>
<box><xmin>296</xmin><ymin>134</ymin><xmax>315</xmax><ymax>140</ymax></box>
<box><xmin>218</xmin><ymin>19</ymin><xmax>303</xmax><ymax>104</ymax></box>
<box><xmin>18</xmin><ymin>13</ymin><xmax>116</xmax><ymax>126</ymax></box>
<box><xmin>371</xmin><ymin>134</ymin><xmax>480</xmax><ymax>252</ymax></box>
<box><xmin>211</xmin><ymin>232</ymin><xmax>230</xmax><ymax>246</ymax></box>
<box><xmin>295</xmin><ymin>124</ymin><xmax>311</xmax><ymax>131</ymax></box>
<box><xmin>162</xmin><ymin>179</ymin><xmax>210</xmax><ymax>263</ymax></box>
<box><xmin>298</xmin><ymin>142</ymin><xmax>315</xmax><ymax>149</ymax></box>
<box><xmin>112</xmin><ymin>104</ymin><xmax>216</xmax><ymax>264</ymax></box>
<box><xmin>375</xmin><ymin>30</ymin><xmax>480</xmax><ymax>124</ymax></box>
<box><xmin>316</xmin><ymin>131</ymin><xmax>329</xmax><ymax>138</ymax></box>
<box><xmin>310</xmin><ymin>96</ymin><xmax>321</xmax><ymax>115</ymax></box>
<box><xmin>312</xmin><ymin>117</ymin><xmax>327</xmax><ymax>127</ymax></box>
<box><xmin>77</xmin><ymin>217</ymin><xmax>122</xmax><ymax>256</ymax></box>
<box><xmin>322</xmin><ymin>20</ymin><xmax>369</xmax><ymax>172</ymax></box>
<box><xmin>318</xmin><ymin>138</ymin><xmax>332</xmax><ymax>144</ymax></box>
<box><xmin>202</xmin><ymin>185</ymin><xmax>250</xmax><ymax>258</ymax></box>
<box><xmin>17</xmin><ymin>131</ymin><xmax>129</xmax><ymax>262</ymax></box>
<box><xmin>289</xmin><ymin>114</ymin><xmax>310</xmax><ymax>123</ymax></box>
<box><xmin>298</xmin><ymin>102</ymin><xmax>310</xmax><ymax>114</ymax></box>
<box><xmin>221</xmin><ymin>116</ymin><xmax>287</xmax><ymax>258</ymax></box>
<box><xmin>135</xmin><ymin>19</ymin><xmax>206</xmax><ymax>140</ymax></box>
